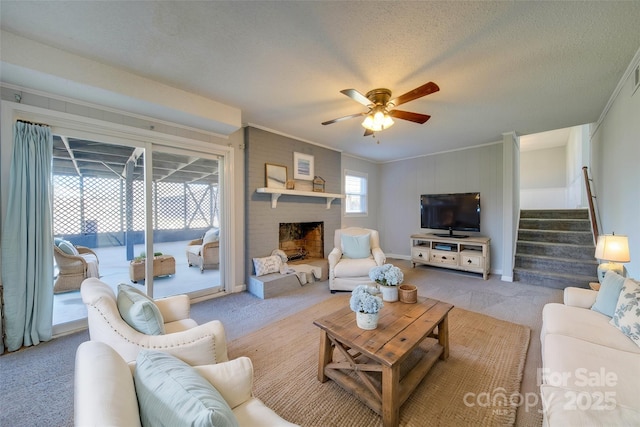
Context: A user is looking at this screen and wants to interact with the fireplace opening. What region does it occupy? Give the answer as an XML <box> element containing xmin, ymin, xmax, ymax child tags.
<box><xmin>279</xmin><ymin>222</ymin><xmax>324</xmax><ymax>261</ymax></box>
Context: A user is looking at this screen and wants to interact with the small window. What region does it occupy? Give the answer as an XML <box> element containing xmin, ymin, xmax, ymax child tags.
<box><xmin>344</xmin><ymin>170</ymin><xmax>367</xmax><ymax>216</ymax></box>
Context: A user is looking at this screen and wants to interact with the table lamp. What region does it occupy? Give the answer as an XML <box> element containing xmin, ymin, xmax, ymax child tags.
<box><xmin>594</xmin><ymin>234</ymin><xmax>630</xmax><ymax>282</ymax></box>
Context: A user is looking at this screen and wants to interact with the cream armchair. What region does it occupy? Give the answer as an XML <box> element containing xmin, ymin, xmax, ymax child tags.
<box><xmin>75</xmin><ymin>341</ymin><xmax>298</xmax><ymax>427</ymax></box>
<box><xmin>328</xmin><ymin>227</ymin><xmax>386</xmax><ymax>292</ymax></box>
<box><xmin>81</xmin><ymin>278</ymin><xmax>228</xmax><ymax>365</ymax></box>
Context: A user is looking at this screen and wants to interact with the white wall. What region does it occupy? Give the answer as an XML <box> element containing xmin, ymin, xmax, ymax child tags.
<box><xmin>521</xmin><ymin>146</ymin><xmax>566</xmax><ymax>189</ymax></box>
<box><xmin>502</xmin><ymin>132</ymin><xmax>520</xmax><ymax>281</ymax></box>
<box><xmin>565</xmin><ymin>125</ymin><xmax>590</xmax><ymax>209</ymax></box>
<box><xmin>590</xmin><ymin>51</ymin><xmax>640</xmax><ymax>278</ymax></box>
<box><xmin>520</xmin><ymin>146</ymin><xmax>567</xmax><ymax>209</ymax></box>
<box><xmin>519</xmin><ymin>124</ymin><xmax>590</xmax><ymax>210</ymax></box>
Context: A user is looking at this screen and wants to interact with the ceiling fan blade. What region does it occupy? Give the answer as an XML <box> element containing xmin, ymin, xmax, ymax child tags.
<box><xmin>363</xmin><ymin>128</ymin><xmax>374</xmax><ymax>137</ymax></box>
<box><xmin>341</xmin><ymin>89</ymin><xmax>374</xmax><ymax>107</ymax></box>
<box><xmin>389</xmin><ymin>109</ymin><xmax>431</xmax><ymax>124</ymax></box>
<box><xmin>389</xmin><ymin>82</ymin><xmax>439</xmax><ymax>107</ymax></box>
<box><xmin>322</xmin><ymin>112</ymin><xmax>366</xmax><ymax>126</ymax></box>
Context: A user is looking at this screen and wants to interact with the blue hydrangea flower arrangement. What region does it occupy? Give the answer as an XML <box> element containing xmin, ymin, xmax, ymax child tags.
<box><xmin>350</xmin><ymin>285</ymin><xmax>384</xmax><ymax>314</ymax></box>
<box><xmin>369</xmin><ymin>264</ymin><xmax>404</xmax><ymax>286</ymax></box>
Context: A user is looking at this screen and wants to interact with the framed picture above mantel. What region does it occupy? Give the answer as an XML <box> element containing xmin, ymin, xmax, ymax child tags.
<box><xmin>293</xmin><ymin>152</ymin><xmax>314</xmax><ymax>180</ymax></box>
<box><xmin>265</xmin><ymin>163</ymin><xmax>287</xmax><ymax>189</ymax></box>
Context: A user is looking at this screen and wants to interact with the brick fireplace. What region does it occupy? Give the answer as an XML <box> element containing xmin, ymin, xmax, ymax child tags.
<box><xmin>245</xmin><ymin>127</ymin><xmax>341</xmax><ymax>285</ymax></box>
<box><xmin>279</xmin><ymin>222</ymin><xmax>324</xmax><ymax>261</ymax></box>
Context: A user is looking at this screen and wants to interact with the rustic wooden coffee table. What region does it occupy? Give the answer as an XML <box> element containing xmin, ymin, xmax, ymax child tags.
<box><xmin>314</xmin><ymin>297</ymin><xmax>454</xmax><ymax>427</ymax></box>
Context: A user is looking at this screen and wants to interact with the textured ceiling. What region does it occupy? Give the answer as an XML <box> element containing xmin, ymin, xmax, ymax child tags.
<box><xmin>1</xmin><ymin>1</ymin><xmax>639</xmax><ymax>162</ymax></box>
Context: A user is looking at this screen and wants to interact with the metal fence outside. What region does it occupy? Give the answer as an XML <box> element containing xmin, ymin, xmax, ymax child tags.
<box><xmin>53</xmin><ymin>174</ymin><xmax>219</xmax><ymax>248</ymax></box>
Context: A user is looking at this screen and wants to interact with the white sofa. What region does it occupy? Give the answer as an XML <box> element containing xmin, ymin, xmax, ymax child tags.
<box><xmin>75</xmin><ymin>341</ymin><xmax>298</xmax><ymax>427</ymax></box>
<box><xmin>540</xmin><ymin>280</ymin><xmax>640</xmax><ymax>426</ymax></box>
<box><xmin>328</xmin><ymin>227</ymin><xmax>386</xmax><ymax>292</ymax></box>
<box><xmin>81</xmin><ymin>277</ymin><xmax>228</xmax><ymax>365</ymax></box>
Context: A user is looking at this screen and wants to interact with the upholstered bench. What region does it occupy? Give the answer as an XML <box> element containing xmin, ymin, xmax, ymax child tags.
<box><xmin>247</xmin><ymin>273</ymin><xmax>301</xmax><ymax>299</ymax></box>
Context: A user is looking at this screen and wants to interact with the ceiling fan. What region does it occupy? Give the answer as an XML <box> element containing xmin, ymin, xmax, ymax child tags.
<box><xmin>322</xmin><ymin>82</ymin><xmax>439</xmax><ymax>136</ymax></box>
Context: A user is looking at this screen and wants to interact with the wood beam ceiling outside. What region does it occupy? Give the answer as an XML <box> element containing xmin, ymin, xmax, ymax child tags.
<box><xmin>60</xmin><ymin>136</ymin><xmax>81</xmax><ymax>176</ymax></box>
<box><xmin>51</xmin><ymin>136</ymin><xmax>218</xmax><ymax>185</ymax></box>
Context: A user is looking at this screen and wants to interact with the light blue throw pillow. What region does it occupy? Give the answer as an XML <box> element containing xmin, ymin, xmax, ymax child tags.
<box><xmin>117</xmin><ymin>284</ymin><xmax>165</xmax><ymax>335</ymax></box>
<box><xmin>57</xmin><ymin>239</ymin><xmax>78</xmax><ymax>255</ymax></box>
<box><xmin>134</xmin><ymin>350</ymin><xmax>239</xmax><ymax>427</ymax></box>
<box><xmin>591</xmin><ymin>270</ymin><xmax>626</xmax><ymax>317</ymax></box>
<box><xmin>341</xmin><ymin>233</ymin><xmax>371</xmax><ymax>259</ymax></box>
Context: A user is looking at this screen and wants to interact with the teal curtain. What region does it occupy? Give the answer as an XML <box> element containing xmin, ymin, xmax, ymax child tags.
<box><xmin>1</xmin><ymin>121</ymin><xmax>54</xmax><ymax>352</ymax></box>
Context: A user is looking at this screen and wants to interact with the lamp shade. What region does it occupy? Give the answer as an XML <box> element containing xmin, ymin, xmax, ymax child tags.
<box><xmin>594</xmin><ymin>234</ymin><xmax>630</xmax><ymax>262</ymax></box>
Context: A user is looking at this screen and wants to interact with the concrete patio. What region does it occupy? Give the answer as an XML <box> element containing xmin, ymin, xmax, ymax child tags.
<box><xmin>53</xmin><ymin>239</ymin><xmax>222</xmax><ymax>326</ymax></box>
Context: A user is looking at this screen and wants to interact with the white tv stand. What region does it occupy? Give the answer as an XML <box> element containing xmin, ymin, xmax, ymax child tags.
<box><xmin>410</xmin><ymin>233</ymin><xmax>490</xmax><ymax>280</ymax></box>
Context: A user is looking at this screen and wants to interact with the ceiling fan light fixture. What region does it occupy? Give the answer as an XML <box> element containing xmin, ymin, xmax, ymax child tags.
<box><xmin>382</xmin><ymin>114</ymin><xmax>394</xmax><ymax>129</ymax></box>
<box><xmin>362</xmin><ymin>109</ymin><xmax>394</xmax><ymax>131</ymax></box>
<box><xmin>325</xmin><ymin>82</ymin><xmax>438</xmax><ymax>135</ymax></box>
<box><xmin>361</xmin><ymin>114</ymin><xmax>374</xmax><ymax>130</ymax></box>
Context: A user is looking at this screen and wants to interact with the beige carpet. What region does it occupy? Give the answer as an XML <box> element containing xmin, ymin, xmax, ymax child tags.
<box><xmin>228</xmin><ymin>294</ymin><xmax>532</xmax><ymax>427</ymax></box>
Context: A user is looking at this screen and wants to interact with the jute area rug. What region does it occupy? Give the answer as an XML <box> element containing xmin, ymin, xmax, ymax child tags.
<box><xmin>228</xmin><ymin>295</ymin><xmax>531</xmax><ymax>427</ymax></box>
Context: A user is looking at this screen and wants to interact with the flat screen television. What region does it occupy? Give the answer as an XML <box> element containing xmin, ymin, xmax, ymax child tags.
<box><xmin>420</xmin><ymin>192</ymin><xmax>480</xmax><ymax>238</ymax></box>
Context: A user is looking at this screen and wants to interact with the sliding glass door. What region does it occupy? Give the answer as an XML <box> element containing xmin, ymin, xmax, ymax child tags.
<box><xmin>52</xmin><ymin>137</ymin><xmax>225</xmax><ymax>326</ymax></box>
<box><xmin>147</xmin><ymin>146</ymin><xmax>224</xmax><ymax>299</ymax></box>
<box><xmin>52</xmin><ymin>137</ymin><xmax>147</xmax><ymax>325</ymax></box>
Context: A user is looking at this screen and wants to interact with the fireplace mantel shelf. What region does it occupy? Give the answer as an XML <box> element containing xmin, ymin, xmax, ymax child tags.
<box><xmin>256</xmin><ymin>187</ymin><xmax>345</xmax><ymax>209</ymax></box>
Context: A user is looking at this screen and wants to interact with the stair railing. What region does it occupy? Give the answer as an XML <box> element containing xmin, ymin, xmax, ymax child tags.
<box><xmin>582</xmin><ymin>166</ymin><xmax>600</xmax><ymax>242</ymax></box>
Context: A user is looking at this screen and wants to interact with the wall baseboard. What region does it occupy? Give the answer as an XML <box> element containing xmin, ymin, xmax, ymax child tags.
<box><xmin>52</xmin><ymin>318</ymin><xmax>88</xmax><ymax>338</ymax></box>
<box><xmin>386</xmin><ymin>253</ymin><xmax>410</xmax><ymax>260</ymax></box>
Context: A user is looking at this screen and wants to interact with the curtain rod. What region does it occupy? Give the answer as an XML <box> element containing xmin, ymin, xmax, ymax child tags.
<box><xmin>16</xmin><ymin>119</ymin><xmax>50</xmax><ymax>127</ymax></box>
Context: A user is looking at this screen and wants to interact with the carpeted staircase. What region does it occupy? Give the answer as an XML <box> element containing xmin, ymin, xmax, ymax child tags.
<box><xmin>514</xmin><ymin>209</ymin><xmax>598</xmax><ymax>289</ymax></box>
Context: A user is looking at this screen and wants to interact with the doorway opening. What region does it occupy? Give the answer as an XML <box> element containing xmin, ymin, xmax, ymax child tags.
<box><xmin>519</xmin><ymin>124</ymin><xmax>590</xmax><ymax>210</ymax></box>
